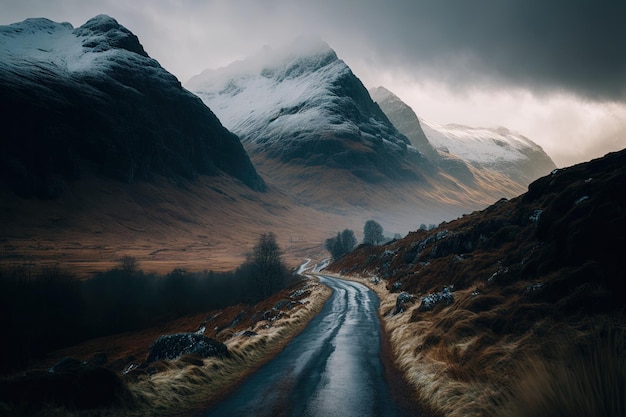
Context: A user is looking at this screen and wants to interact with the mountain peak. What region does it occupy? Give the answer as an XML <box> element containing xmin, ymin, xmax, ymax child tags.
<box><xmin>187</xmin><ymin>37</ymin><xmax>337</xmax><ymax>89</ymax></box>
<box><xmin>73</xmin><ymin>14</ymin><xmax>148</xmax><ymax>57</ymax></box>
<box><xmin>370</xmin><ymin>86</ymin><xmax>396</xmax><ymax>102</ymax></box>
<box><xmin>188</xmin><ymin>40</ymin><xmax>424</xmax><ymax>184</ymax></box>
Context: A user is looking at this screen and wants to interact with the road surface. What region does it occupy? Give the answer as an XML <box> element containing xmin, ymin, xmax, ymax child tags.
<box><xmin>200</xmin><ymin>275</ymin><xmax>418</xmax><ymax>417</ymax></box>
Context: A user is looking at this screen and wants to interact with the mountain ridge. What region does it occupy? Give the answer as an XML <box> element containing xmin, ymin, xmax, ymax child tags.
<box><xmin>370</xmin><ymin>86</ymin><xmax>557</xmax><ymax>189</ymax></box>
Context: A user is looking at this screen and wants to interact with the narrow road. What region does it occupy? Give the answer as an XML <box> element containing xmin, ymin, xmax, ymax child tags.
<box><xmin>201</xmin><ymin>275</ymin><xmax>418</xmax><ymax>417</ymax></box>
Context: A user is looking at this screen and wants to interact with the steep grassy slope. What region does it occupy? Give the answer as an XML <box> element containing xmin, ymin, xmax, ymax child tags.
<box><xmin>328</xmin><ymin>148</ymin><xmax>626</xmax><ymax>417</ymax></box>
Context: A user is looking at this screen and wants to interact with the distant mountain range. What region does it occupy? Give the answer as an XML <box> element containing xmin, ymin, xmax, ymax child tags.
<box><xmin>370</xmin><ymin>86</ymin><xmax>557</xmax><ymax>189</ymax></box>
<box><xmin>0</xmin><ymin>15</ymin><xmax>564</xmax><ymax>271</ymax></box>
<box><xmin>188</xmin><ymin>40</ymin><xmax>556</xmax><ymax>220</ymax></box>
<box><xmin>0</xmin><ymin>15</ymin><xmax>264</xmax><ymax>198</ymax></box>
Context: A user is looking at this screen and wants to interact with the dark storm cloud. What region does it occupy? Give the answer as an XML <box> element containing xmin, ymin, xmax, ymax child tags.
<box><xmin>2</xmin><ymin>0</ymin><xmax>625</xmax><ymax>101</ymax></box>
<box><xmin>303</xmin><ymin>0</ymin><xmax>626</xmax><ymax>101</ymax></box>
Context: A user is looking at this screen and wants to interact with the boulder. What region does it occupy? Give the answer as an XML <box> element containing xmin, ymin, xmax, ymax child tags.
<box><xmin>418</xmin><ymin>286</ymin><xmax>455</xmax><ymax>312</ymax></box>
<box><xmin>393</xmin><ymin>291</ymin><xmax>416</xmax><ymax>315</ymax></box>
<box><xmin>146</xmin><ymin>333</ymin><xmax>229</xmax><ymax>363</ymax></box>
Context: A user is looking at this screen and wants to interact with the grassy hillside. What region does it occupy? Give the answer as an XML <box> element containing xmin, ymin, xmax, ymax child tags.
<box><xmin>327</xmin><ymin>148</ymin><xmax>626</xmax><ymax>417</ymax></box>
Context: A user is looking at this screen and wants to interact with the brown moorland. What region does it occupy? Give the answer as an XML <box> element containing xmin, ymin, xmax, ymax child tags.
<box><xmin>327</xmin><ymin>148</ymin><xmax>626</xmax><ymax>417</ymax></box>
<box><xmin>0</xmin><ymin>144</ymin><xmax>522</xmax><ymax>279</ymax></box>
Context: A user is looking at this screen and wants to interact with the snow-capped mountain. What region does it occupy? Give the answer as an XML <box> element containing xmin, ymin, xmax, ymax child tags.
<box><xmin>187</xmin><ymin>39</ymin><xmax>428</xmax><ymax>183</ymax></box>
<box><xmin>421</xmin><ymin>121</ymin><xmax>556</xmax><ymax>185</ymax></box>
<box><xmin>371</xmin><ymin>86</ymin><xmax>556</xmax><ymax>187</ymax></box>
<box><xmin>0</xmin><ymin>15</ymin><xmax>264</xmax><ymax>198</ymax></box>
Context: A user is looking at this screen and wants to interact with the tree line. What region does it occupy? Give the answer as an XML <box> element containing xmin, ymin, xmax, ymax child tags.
<box><xmin>0</xmin><ymin>232</ymin><xmax>290</xmax><ymax>374</ymax></box>
<box><xmin>325</xmin><ymin>220</ymin><xmax>393</xmax><ymax>261</ymax></box>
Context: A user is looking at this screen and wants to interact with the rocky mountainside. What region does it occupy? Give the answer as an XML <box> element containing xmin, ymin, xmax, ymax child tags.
<box><xmin>327</xmin><ymin>148</ymin><xmax>626</xmax><ymax>416</ymax></box>
<box><xmin>187</xmin><ymin>39</ymin><xmax>429</xmax><ymax>184</ymax></box>
<box><xmin>370</xmin><ymin>86</ymin><xmax>557</xmax><ymax>188</ymax></box>
<box><xmin>0</xmin><ymin>15</ymin><xmax>264</xmax><ymax>198</ymax></box>
<box><xmin>369</xmin><ymin>86</ymin><xmax>438</xmax><ymax>161</ymax></box>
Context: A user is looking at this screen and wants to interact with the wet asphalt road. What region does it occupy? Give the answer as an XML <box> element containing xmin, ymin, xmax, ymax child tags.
<box><xmin>201</xmin><ymin>275</ymin><xmax>418</xmax><ymax>417</ymax></box>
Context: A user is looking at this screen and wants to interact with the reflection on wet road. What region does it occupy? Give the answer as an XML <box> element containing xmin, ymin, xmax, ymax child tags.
<box><xmin>201</xmin><ymin>276</ymin><xmax>416</xmax><ymax>417</ymax></box>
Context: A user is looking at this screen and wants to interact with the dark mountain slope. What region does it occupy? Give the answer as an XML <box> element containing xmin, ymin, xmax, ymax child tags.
<box><xmin>0</xmin><ymin>15</ymin><xmax>264</xmax><ymax>198</ymax></box>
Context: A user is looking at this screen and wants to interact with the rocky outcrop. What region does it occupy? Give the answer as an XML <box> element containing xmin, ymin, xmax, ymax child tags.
<box><xmin>417</xmin><ymin>287</ymin><xmax>454</xmax><ymax>312</ymax></box>
<box><xmin>393</xmin><ymin>291</ymin><xmax>416</xmax><ymax>315</ymax></box>
<box><xmin>146</xmin><ymin>333</ymin><xmax>229</xmax><ymax>363</ymax></box>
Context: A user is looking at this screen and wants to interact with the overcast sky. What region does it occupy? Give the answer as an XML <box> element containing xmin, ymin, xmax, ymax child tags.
<box><xmin>3</xmin><ymin>0</ymin><xmax>626</xmax><ymax>167</ymax></box>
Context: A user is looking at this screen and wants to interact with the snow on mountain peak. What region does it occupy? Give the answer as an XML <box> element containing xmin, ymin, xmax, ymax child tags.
<box><xmin>187</xmin><ymin>40</ymin><xmax>365</xmax><ymax>144</ymax></box>
<box><xmin>187</xmin><ymin>40</ymin><xmax>422</xmax><ymax>182</ymax></box>
<box><xmin>0</xmin><ymin>15</ymin><xmax>151</xmax><ymax>78</ymax></box>
<box><xmin>73</xmin><ymin>14</ymin><xmax>148</xmax><ymax>57</ymax></box>
<box><xmin>421</xmin><ymin>120</ymin><xmax>541</xmax><ymax>164</ymax></box>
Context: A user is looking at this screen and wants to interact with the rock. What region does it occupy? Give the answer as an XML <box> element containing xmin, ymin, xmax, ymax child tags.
<box><xmin>393</xmin><ymin>291</ymin><xmax>416</xmax><ymax>315</ymax></box>
<box><xmin>290</xmin><ymin>288</ymin><xmax>309</xmax><ymax>298</ymax></box>
<box><xmin>418</xmin><ymin>286</ymin><xmax>455</xmax><ymax>312</ymax></box>
<box><xmin>261</xmin><ymin>309</ymin><xmax>284</xmax><ymax>322</ymax></box>
<box><xmin>146</xmin><ymin>333</ymin><xmax>229</xmax><ymax>363</ymax></box>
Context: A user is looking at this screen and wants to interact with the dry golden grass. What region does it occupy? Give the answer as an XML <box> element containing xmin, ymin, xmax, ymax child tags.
<box><xmin>495</xmin><ymin>323</ymin><xmax>626</xmax><ymax>417</ymax></box>
<box><xmin>325</xmin><ymin>272</ymin><xmax>625</xmax><ymax>417</ymax></box>
<box><xmin>115</xmin><ymin>280</ymin><xmax>331</xmax><ymax>417</ymax></box>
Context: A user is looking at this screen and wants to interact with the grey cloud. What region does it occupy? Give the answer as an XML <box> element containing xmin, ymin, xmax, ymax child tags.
<box><xmin>297</xmin><ymin>0</ymin><xmax>626</xmax><ymax>102</ymax></box>
<box><xmin>3</xmin><ymin>0</ymin><xmax>626</xmax><ymax>101</ymax></box>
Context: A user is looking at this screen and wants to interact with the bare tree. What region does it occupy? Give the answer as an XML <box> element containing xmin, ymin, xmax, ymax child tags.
<box><xmin>363</xmin><ymin>220</ymin><xmax>384</xmax><ymax>246</ymax></box>
<box><xmin>249</xmin><ymin>232</ymin><xmax>287</xmax><ymax>299</ymax></box>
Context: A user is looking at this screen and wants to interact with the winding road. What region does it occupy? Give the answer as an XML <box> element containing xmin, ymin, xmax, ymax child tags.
<box><xmin>201</xmin><ymin>275</ymin><xmax>418</xmax><ymax>417</ymax></box>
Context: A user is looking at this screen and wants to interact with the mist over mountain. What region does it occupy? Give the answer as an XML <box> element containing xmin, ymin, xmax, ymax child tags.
<box><xmin>187</xmin><ymin>38</ymin><xmax>429</xmax><ymax>184</ymax></box>
<box><xmin>0</xmin><ymin>15</ymin><xmax>264</xmax><ymax>198</ymax></box>
<box><xmin>370</xmin><ymin>86</ymin><xmax>557</xmax><ymax>189</ymax></box>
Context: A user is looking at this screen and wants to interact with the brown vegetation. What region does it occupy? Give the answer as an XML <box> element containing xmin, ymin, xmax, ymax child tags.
<box><xmin>0</xmin><ymin>278</ymin><xmax>332</xmax><ymax>416</ymax></box>
<box><xmin>327</xmin><ymin>149</ymin><xmax>626</xmax><ymax>416</ymax></box>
